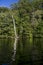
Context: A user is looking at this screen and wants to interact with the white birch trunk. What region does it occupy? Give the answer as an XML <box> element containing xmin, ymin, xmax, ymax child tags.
<box><xmin>12</xmin><ymin>15</ymin><xmax>18</xmax><ymax>61</ymax></box>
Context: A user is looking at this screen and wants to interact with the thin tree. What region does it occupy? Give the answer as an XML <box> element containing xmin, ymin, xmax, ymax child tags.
<box><xmin>12</xmin><ymin>15</ymin><xmax>18</xmax><ymax>61</ymax></box>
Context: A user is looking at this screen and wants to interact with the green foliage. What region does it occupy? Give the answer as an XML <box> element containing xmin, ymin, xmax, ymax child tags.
<box><xmin>0</xmin><ymin>0</ymin><xmax>43</xmax><ymax>65</ymax></box>
<box><xmin>0</xmin><ymin>12</ymin><xmax>15</xmax><ymax>36</ymax></box>
<box><xmin>0</xmin><ymin>7</ymin><xmax>9</xmax><ymax>13</ymax></box>
<box><xmin>0</xmin><ymin>0</ymin><xmax>43</xmax><ymax>38</ymax></box>
<box><xmin>11</xmin><ymin>0</ymin><xmax>43</xmax><ymax>65</ymax></box>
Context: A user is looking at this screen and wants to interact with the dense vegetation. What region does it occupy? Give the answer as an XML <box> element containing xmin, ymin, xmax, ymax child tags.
<box><xmin>0</xmin><ymin>0</ymin><xmax>43</xmax><ymax>65</ymax></box>
<box><xmin>0</xmin><ymin>0</ymin><xmax>43</xmax><ymax>37</ymax></box>
<box><xmin>10</xmin><ymin>0</ymin><xmax>43</xmax><ymax>65</ymax></box>
<box><xmin>0</xmin><ymin>8</ymin><xmax>15</xmax><ymax>37</ymax></box>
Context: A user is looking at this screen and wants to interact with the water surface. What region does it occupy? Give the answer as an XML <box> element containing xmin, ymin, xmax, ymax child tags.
<box><xmin>0</xmin><ymin>38</ymin><xmax>14</xmax><ymax>64</ymax></box>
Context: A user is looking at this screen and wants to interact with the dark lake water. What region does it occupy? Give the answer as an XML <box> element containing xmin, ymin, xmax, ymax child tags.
<box><xmin>0</xmin><ymin>37</ymin><xmax>43</xmax><ymax>65</ymax></box>
<box><xmin>0</xmin><ymin>38</ymin><xmax>14</xmax><ymax>65</ymax></box>
<box><xmin>15</xmin><ymin>37</ymin><xmax>43</xmax><ymax>65</ymax></box>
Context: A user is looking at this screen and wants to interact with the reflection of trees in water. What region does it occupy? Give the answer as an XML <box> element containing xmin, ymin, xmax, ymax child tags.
<box><xmin>31</xmin><ymin>37</ymin><xmax>43</xmax><ymax>65</ymax></box>
<box><xmin>0</xmin><ymin>38</ymin><xmax>14</xmax><ymax>63</ymax></box>
<box><xmin>15</xmin><ymin>35</ymin><xmax>43</xmax><ymax>65</ymax></box>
